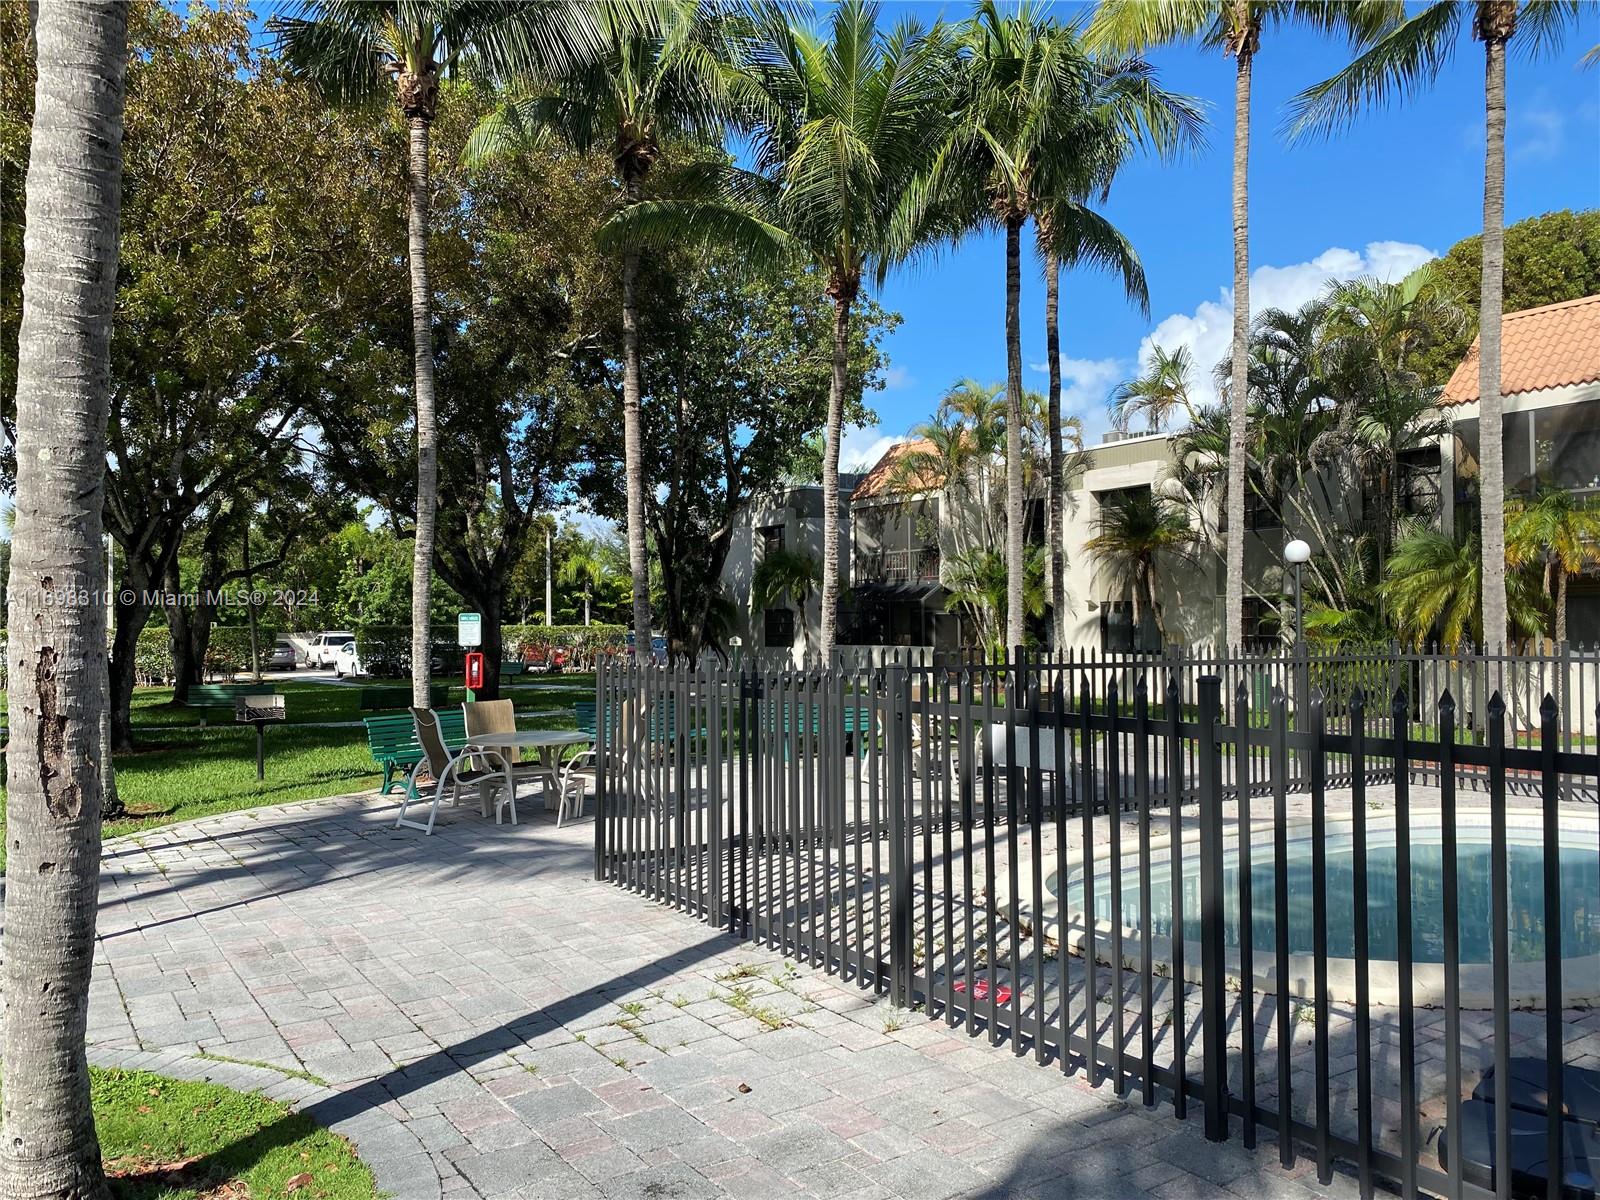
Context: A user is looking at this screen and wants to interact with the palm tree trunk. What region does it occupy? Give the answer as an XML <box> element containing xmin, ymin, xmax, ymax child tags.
<box><xmin>621</xmin><ymin>179</ymin><xmax>651</xmax><ymax>659</ymax></box>
<box><xmin>1224</xmin><ymin>45</ymin><xmax>1253</xmax><ymax>653</ymax></box>
<box><xmin>406</xmin><ymin>114</ymin><xmax>439</xmax><ymax>708</ymax></box>
<box><xmin>1555</xmin><ymin>567</ymin><xmax>1568</xmax><ymax>645</ymax></box>
<box><xmin>1477</xmin><ymin>28</ymin><xmax>1510</xmax><ymax>649</ymax></box>
<box><xmin>2</xmin><ymin>5</ymin><xmax>127</xmax><ymax>1197</ymax></box>
<box><xmin>1004</xmin><ymin>213</ymin><xmax>1026</xmax><ymax>651</ymax></box>
<box><xmin>819</xmin><ymin>291</ymin><xmax>852</xmax><ymax>663</ymax></box>
<box><xmin>1042</xmin><ymin>229</ymin><xmax>1066</xmax><ymax>655</ymax></box>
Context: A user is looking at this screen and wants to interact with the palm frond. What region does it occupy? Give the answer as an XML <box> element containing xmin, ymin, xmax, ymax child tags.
<box><xmin>1285</xmin><ymin>1</ymin><xmax>1460</xmax><ymax>139</ymax></box>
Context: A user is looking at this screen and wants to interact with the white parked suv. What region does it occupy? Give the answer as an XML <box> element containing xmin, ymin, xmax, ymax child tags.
<box><xmin>307</xmin><ymin>631</ymin><xmax>356</xmax><ymax>668</ymax></box>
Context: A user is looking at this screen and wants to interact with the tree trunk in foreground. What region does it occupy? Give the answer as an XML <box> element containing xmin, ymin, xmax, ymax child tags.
<box><xmin>1</xmin><ymin>5</ymin><xmax>128</xmax><ymax>1198</ymax></box>
<box><xmin>1003</xmin><ymin>213</ymin><xmax>1026</xmax><ymax>651</ymax></box>
<box><xmin>819</xmin><ymin>290</ymin><xmax>853</xmax><ymax>663</ymax></box>
<box><xmin>406</xmin><ymin>114</ymin><xmax>439</xmax><ymax>707</ymax></box>
<box><xmin>1477</xmin><ymin>26</ymin><xmax>1510</xmax><ymax>649</ymax></box>
<box><xmin>1042</xmin><ymin>235</ymin><xmax>1066</xmax><ymax>655</ymax></box>
<box><xmin>621</xmin><ymin>230</ymin><xmax>652</xmax><ymax>661</ymax></box>
<box><xmin>1223</xmin><ymin>46</ymin><xmax>1253</xmax><ymax>652</ymax></box>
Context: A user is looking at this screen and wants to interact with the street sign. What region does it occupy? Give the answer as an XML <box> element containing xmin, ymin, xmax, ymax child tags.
<box><xmin>457</xmin><ymin>612</ymin><xmax>482</xmax><ymax>647</ymax></box>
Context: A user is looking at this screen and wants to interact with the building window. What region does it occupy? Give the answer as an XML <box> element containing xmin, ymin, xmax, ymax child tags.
<box><xmin>763</xmin><ymin>607</ymin><xmax>796</xmax><ymax>648</ymax></box>
<box><xmin>1099</xmin><ymin>601</ymin><xmax>1161</xmax><ymax>653</ymax></box>
<box><xmin>759</xmin><ymin>525</ymin><xmax>785</xmax><ymax>557</ymax></box>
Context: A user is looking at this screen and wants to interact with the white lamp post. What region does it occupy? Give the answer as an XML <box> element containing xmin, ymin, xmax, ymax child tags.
<box><xmin>1284</xmin><ymin>539</ymin><xmax>1311</xmax><ymax>647</ymax></box>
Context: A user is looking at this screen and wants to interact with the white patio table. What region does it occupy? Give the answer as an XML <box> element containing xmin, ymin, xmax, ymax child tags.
<box><xmin>464</xmin><ymin>729</ymin><xmax>593</xmax><ymax>812</ymax></box>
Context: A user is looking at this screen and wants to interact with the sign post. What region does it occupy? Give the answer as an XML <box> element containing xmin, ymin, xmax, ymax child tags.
<box><xmin>458</xmin><ymin>613</ymin><xmax>482</xmax><ymax>701</ymax></box>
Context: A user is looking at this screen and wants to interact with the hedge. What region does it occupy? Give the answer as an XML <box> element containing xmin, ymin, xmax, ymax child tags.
<box><xmin>350</xmin><ymin>623</ymin><xmax>626</xmax><ymax>675</ymax></box>
<box><xmin>134</xmin><ymin>621</ymin><xmax>281</xmax><ymax>685</ymax></box>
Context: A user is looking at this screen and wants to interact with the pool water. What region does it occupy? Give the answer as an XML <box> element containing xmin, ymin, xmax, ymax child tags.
<box><xmin>1056</xmin><ymin>829</ymin><xmax>1600</xmax><ymax>964</ymax></box>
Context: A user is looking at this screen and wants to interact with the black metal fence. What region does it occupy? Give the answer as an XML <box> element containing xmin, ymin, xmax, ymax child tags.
<box><xmin>594</xmin><ymin>651</ymin><xmax>1600</xmax><ymax>1200</ymax></box>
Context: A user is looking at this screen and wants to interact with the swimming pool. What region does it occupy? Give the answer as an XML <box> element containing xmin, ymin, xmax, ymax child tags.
<box><xmin>1046</xmin><ymin>812</ymin><xmax>1600</xmax><ymax>1005</ymax></box>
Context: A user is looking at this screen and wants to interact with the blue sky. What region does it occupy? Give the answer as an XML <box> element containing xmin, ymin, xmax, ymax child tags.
<box><xmin>840</xmin><ymin>1</ymin><xmax>1600</xmax><ymax>470</ymax></box>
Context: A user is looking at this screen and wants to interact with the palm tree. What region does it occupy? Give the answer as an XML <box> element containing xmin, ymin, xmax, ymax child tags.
<box><xmin>1290</xmin><ymin>0</ymin><xmax>1581</xmax><ymax>649</ymax></box>
<box><xmin>751</xmin><ymin>546</ymin><xmax>822</xmax><ymax>657</ymax></box>
<box><xmin>465</xmin><ymin>1</ymin><xmax>743</xmax><ymax>661</ymax></box>
<box><xmin>893</xmin><ymin>379</ymin><xmax>1009</xmax><ymax>559</ymax></box>
<box><xmin>605</xmin><ymin>1</ymin><xmax>958</xmax><ymax>662</ymax></box>
<box><xmin>939</xmin><ymin>3</ymin><xmax>1197</xmax><ymax>654</ymax></box>
<box><xmin>1384</xmin><ymin>522</ymin><xmax>1543</xmax><ymax>651</ymax></box>
<box><xmin>944</xmin><ymin>544</ymin><xmax>1050</xmax><ymax>660</ymax></box>
<box><xmin>558</xmin><ymin>544</ymin><xmax>611</xmax><ymax>627</ymax></box>
<box><xmin>1506</xmin><ymin>488</ymin><xmax>1600</xmax><ymax>643</ymax></box>
<box><xmin>272</xmin><ymin>1</ymin><xmax>606</xmax><ymax>706</ymax></box>
<box><xmin>1088</xmin><ymin>0</ymin><xmax>1399</xmax><ymax>650</ymax></box>
<box><xmin>1083</xmin><ymin>488</ymin><xmax>1199</xmax><ymax>643</ymax></box>
<box><xmin>1111</xmin><ymin>343</ymin><xmax>1200</xmax><ymax>433</ymax></box>
<box><xmin>2</xmin><ymin>5</ymin><xmax>127</xmax><ymax>1196</ymax></box>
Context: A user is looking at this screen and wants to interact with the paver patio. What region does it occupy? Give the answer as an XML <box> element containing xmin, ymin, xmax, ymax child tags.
<box><xmin>77</xmin><ymin>788</ymin><xmax>1369</xmax><ymax>1200</ymax></box>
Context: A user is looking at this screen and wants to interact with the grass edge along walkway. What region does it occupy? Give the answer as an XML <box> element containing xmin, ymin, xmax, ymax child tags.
<box><xmin>0</xmin><ymin>1067</ymin><xmax>377</xmax><ymax>1200</ymax></box>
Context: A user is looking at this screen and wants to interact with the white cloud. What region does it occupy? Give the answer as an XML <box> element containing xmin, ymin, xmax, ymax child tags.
<box><xmin>882</xmin><ymin>364</ymin><xmax>914</xmax><ymax>390</ymax></box>
<box><xmin>839</xmin><ymin>425</ymin><xmax>910</xmax><ymax>473</ymax></box>
<box><xmin>1134</xmin><ymin>240</ymin><xmax>1436</xmax><ymax>409</ymax></box>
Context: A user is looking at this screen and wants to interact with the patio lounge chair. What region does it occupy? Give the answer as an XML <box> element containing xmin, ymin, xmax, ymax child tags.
<box><xmin>395</xmin><ymin>707</ymin><xmax>514</xmax><ymax>835</ymax></box>
<box><xmin>462</xmin><ymin>698</ymin><xmax>556</xmax><ymax>797</ymax></box>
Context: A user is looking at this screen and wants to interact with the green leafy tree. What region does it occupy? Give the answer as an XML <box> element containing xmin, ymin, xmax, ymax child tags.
<box><xmin>272</xmin><ymin>0</ymin><xmax>608</xmax><ymax>706</ymax></box>
<box><xmin>1410</xmin><ymin>209</ymin><xmax>1600</xmax><ymax>389</ymax></box>
<box><xmin>1291</xmin><ymin>0</ymin><xmax>1583</xmax><ymax>650</ymax></box>
<box><xmin>1</xmin><ymin>4</ymin><xmax>127</xmax><ymax>1196</ymax></box>
<box><xmin>580</xmin><ymin>247</ymin><xmax>894</xmax><ymax>660</ymax></box>
<box><xmin>466</xmin><ymin>0</ymin><xmax>747</xmax><ymax>660</ymax></box>
<box><xmin>559</xmin><ymin>539</ymin><xmax>619</xmax><ymax>627</ymax></box>
<box><xmin>1089</xmin><ymin>0</ymin><xmax>1399</xmax><ymax>650</ymax></box>
<box><xmin>943</xmin><ymin>544</ymin><xmax>1049</xmax><ymax>660</ymax></box>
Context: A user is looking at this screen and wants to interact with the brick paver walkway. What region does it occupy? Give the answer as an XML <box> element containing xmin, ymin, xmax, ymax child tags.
<box><xmin>82</xmin><ymin>790</ymin><xmax>1364</xmax><ymax>1200</ymax></box>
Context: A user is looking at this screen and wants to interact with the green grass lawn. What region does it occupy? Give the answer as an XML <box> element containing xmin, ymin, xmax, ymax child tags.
<box><xmin>0</xmin><ymin>675</ymin><xmax>597</xmax><ymax>868</ymax></box>
<box><xmin>89</xmin><ymin>1067</ymin><xmax>375</xmax><ymax>1200</ymax></box>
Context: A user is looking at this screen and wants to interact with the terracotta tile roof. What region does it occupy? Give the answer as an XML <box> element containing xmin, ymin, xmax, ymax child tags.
<box><xmin>850</xmin><ymin>438</ymin><xmax>942</xmax><ymax>501</ymax></box>
<box><xmin>1440</xmin><ymin>294</ymin><xmax>1600</xmax><ymax>406</ymax></box>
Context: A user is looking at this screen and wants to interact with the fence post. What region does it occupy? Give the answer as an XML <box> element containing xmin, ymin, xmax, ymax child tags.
<box><xmin>594</xmin><ymin>656</ymin><xmax>607</xmax><ymax>881</ymax></box>
<box><xmin>1196</xmin><ymin>674</ymin><xmax>1229</xmax><ymax>1143</ymax></box>
<box><xmin>885</xmin><ymin>663</ymin><xmax>913</xmax><ymax>1009</ymax></box>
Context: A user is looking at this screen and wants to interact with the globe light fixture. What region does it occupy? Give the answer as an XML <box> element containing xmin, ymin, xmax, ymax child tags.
<box><xmin>1284</xmin><ymin>538</ymin><xmax>1312</xmax><ymax>565</ymax></box>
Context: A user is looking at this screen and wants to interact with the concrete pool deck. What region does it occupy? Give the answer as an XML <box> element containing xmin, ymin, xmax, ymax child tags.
<box><xmin>73</xmin><ymin>788</ymin><xmax>1374</xmax><ymax>1200</ymax></box>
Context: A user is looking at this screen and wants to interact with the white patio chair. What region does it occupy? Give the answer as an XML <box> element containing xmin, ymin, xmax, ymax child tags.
<box><xmin>395</xmin><ymin>707</ymin><xmax>515</xmax><ymax>835</ymax></box>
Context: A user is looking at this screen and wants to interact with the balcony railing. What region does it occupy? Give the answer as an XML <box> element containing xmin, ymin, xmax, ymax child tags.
<box><xmin>857</xmin><ymin>546</ymin><xmax>940</xmax><ymax>585</ymax></box>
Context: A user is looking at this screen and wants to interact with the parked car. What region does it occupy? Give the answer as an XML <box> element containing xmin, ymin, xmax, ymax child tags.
<box><xmin>266</xmin><ymin>638</ymin><xmax>299</xmax><ymax>670</ymax></box>
<box><xmin>307</xmin><ymin>631</ymin><xmax>356</xmax><ymax>667</ymax></box>
<box><xmin>333</xmin><ymin>640</ymin><xmax>365</xmax><ymax>678</ymax></box>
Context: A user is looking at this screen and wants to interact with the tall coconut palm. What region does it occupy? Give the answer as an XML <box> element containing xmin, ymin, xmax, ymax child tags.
<box><xmin>2</xmin><ymin>5</ymin><xmax>128</xmax><ymax>1196</ymax></box>
<box><xmin>272</xmin><ymin>0</ymin><xmax>608</xmax><ymax>706</ymax></box>
<box><xmin>1290</xmin><ymin>0</ymin><xmax>1581</xmax><ymax>650</ymax></box>
<box><xmin>465</xmin><ymin>1</ymin><xmax>745</xmax><ymax>660</ymax></box>
<box><xmin>1506</xmin><ymin>488</ymin><xmax>1600</xmax><ymax>644</ymax></box>
<box><xmin>1084</xmin><ymin>487</ymin><xmax>1199</xmax><ymax>643</ymax></box>
<box><xmin>603</xmin><ymin>1</ymin><xmax>958</xmax><ymax>662</ymax></box>
<box><xmin>1088</xmin><ymin>0</ymin><xmax>1400</xmax><ymax>650</ymax></box>
<box><xmin>938</xmin><ymin>3</ymin><xmax>1198</xmax><ymax>653</ymax></box>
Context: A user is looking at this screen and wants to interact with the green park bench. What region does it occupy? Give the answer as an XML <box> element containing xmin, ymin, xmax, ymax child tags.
<box><xmin>501</xmin><ymin>661</ymin><xmax>527</xmax><ymax>678</ymax></box>
<box><xmin>359</xmin><ymin>684</ymin><xmax>447</xmax><ymax>712</ymax></box>
<box><xmin>184</xmin><ymin>683</ymin><xmax>280</xmax><ymax>728</ymax></box>
<box><xmin>364</xmin><ymin>708</ymin><xmax>467</xmax><ymax>797</ymax></box>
